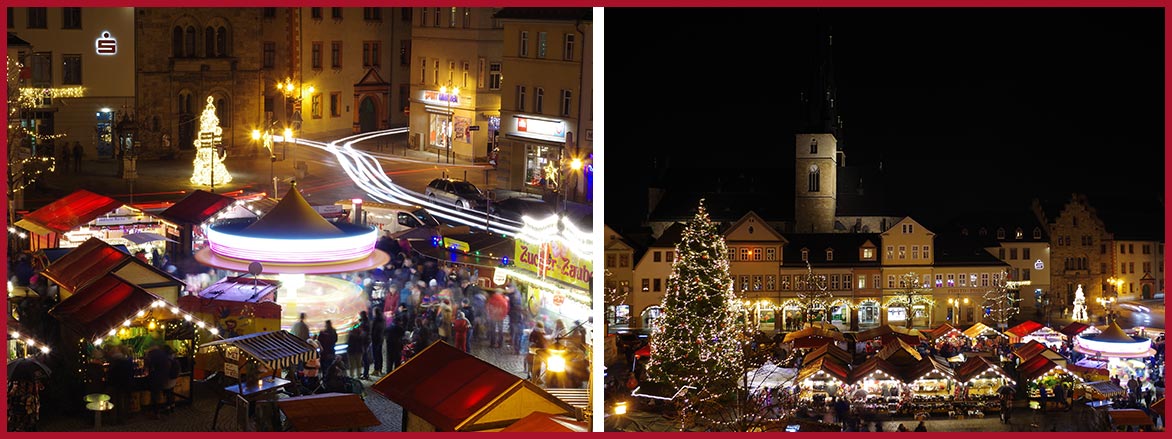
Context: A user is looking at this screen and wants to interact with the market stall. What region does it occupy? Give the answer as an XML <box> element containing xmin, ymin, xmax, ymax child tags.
<box><xmin>494</xmin><ymin>214</ymin><xmax>594</xmax><ymax>328</ymax></box>
<box><xmin>41</xmin><ymin>237</ymin><xmax>186</xmax><ymax>302</ymax></box>
<box><xmin>197</xmin><ymin>330</ymin><xmax>317</xmax><ymax>430</ymax></box>
<box><xmin>7</xmin><ymin>324</ymin><xmax>51</xmax><ymax>359</ymax></box>
<box><xmin>14</xmin><ymin>189</ymin><xmax>168</xmax><ymax>257</ymax></box>
<box><xmin>796</xmin><ymin>357</ymin><xmax>850</xmax><ymax>402</ymax></box>
<box><xmin>803</xmin><ymin>343</ymin><xmax>853</xmax><ymax>367</ymax></box>
<box><xmin>855</xmin><ymin>325</ymin><xmax>924</xmax><ymax>349</ymax></box>
<box><xmin>1013</xmin><ymin>340</ymin><xmax>1068</xmax><ymax>368</ymax></box>
<box><xmin>1005</xmin><ymin>320</ymin><xmax>1062</xmax><ymax>347</ymax></box>
<box><xmin>784</xmin><ymin>324</ymin><xmax>848</xmax><ymax>350</ymax></box>
<box><xmin>1017</xmin><ymin>354</ymin><xmax>1083</xmax><ymax>402</ymax></box>
<box><xmin>848</xmin><ymin>357</ymin><xmax>907</xmax><ymax>415</ymax></box>
<box><xmin>961</xmin><ymin>322</ymin><xmax>1007</xmax><ymax>351</ymax></box>
<box><xmin>955</xmin><ymin>356</ymin><xmax>1014</xmax><ymax>412</ymax></box>
<box><xmin>1059</xmin><ymin>321</ymin><xmax>1098</xmax><ymax>343</ymax></box>
<box><xmin>49</xmin><ymin>274</ymin><xmax>221</xmax><ymax>412</ymax></box>
<box><xmin>876</xmin><ymin>338</ymin><xmax>923</xmax><ymax>368</ymax></box>
<box><xmin>924</xmin><ymin>323</ymin><xmax>969</xmax><ymax>352</ymax></box>
<box><xmin>156</xmin><ymin>190</ymin><xmax>275</xmax><ymax>261</ymax></box>
<box><xmin>903</xmin><ymin>357</ymin><xmax>958</xmax><ymax>416</ymax></box>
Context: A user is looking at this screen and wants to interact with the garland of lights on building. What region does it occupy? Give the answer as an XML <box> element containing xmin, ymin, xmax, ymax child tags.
<box><xmin>646</xmin><ymin>200</ymin><xmax>745</xmax><ymax>413</ymax></box>
<box><xmin>190</xmin><ymin>96</ymin><xmax>232</xmax><ymax>187</ymax></box>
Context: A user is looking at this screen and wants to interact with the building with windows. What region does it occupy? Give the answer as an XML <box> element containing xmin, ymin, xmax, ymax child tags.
<box><xmin>630</xmin><ymin>223</ymin><xmax>684</xmax><ymax>329</ymax></box>
<box><xmin>604</xmin><ymin>225</ymin><xmax>637</xmax><ymax>328</ymax></box>
<box><xmin>407</xmin><ymin>7</ymin><xmax>503</xmax><ymax>164</ymax></box>
<box><xmin>944</xmin><ymin>211</ymin><xmax>1053</xmax><ymax>319</ymax></box>
<box><xmin>1105</xmin><ymin>239</ymin><xmax>1164</xmax><ymax>301</ymax></box>
<box><xmin>494</xmin><ymin>8</ymin><xmax>592</xmax><ymax>199</ymax></box>
<box><xmin>9</xmin><ymin>7</ymin><xmax>135</xmax><ymax>159</ymax></box>
<box><xmin>1034</xmin><ymin>194</ymin><xmax>1115</xmax><ymax>318</ymax></box>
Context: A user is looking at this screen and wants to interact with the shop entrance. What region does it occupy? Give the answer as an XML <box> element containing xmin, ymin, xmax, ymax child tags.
<box><xmin>359</xmin><ymin>97</ymin><xmax>377</xmax><ymax>132</ymax></box>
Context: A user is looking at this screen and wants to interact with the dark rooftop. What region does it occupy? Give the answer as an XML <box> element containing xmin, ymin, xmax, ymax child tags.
<box><xmin>494</xmin><ymin>8</ymin><xmax>592</xmax><ymax>21</ymax></box>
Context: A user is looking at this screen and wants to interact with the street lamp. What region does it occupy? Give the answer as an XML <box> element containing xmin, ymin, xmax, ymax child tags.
<box><xmin>253</xmin><ymin>128</ymin><xmax>277</xmax><ymax>196</ymax></box>
<box><xmin>1096</xmin><ymin>296</ymin><xmax>1117</xmax><ymax>323</ymax></box>
<box><xmin>439</xmin><ymin>84</ymin><xmax>459</xmax><ymax>164</ymax></box>
<box><xmin>948</xmin><ymin>296</ymin><xmax>970</xmax><ymax>323</ymax></box>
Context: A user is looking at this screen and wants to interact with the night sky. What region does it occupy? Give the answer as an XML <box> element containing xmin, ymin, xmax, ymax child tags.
<box><xmin>604</xmin><ymin>8</ymin><xmax>1165</xmax><ymax>235</ymax></box>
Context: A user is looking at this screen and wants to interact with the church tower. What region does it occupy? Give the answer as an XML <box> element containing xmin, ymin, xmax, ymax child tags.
<box><xmin>794</xmin><ymin>22</ymin><xmax>840</xmax><ymax>233</ymax></box>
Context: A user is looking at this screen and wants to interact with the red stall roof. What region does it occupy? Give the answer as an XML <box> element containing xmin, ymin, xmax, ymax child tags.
<box><xmin>41</xmin><ymin>237</ymin><xmax>182</xmax><ymax>295</ymax></box>
<box><xmin>499</xmin><ymin>412</ymin><xmax>589</xmax><ymax>432</ymax></box>
<box><xmin>797</xmin><ymin>356</ymin><xmax>851</xmax><ymax>383</ymax></box>
<box><xmin>1013</xmin><ymin>340</ymin><xmax>1050</xmax><ymax>361</ymax></box>
<box><xmin>848</xmin><ymin>357</ymin><xmax>904</xmax><ymax>384</ymax></box>
<box><xmin>1005</xmin><ymin>320</ymin><xmax>1045</xmax><ymax>338</ymax></box>
<box><xmin>1059</xmin><ymin>322</ymin><xmax>1092</xmax><ymax>339</ymax></box>
<box><xmin>904</xmin><ymin>356</ymin><xmax>956</xmax><ymax>383</ymax></box>
<box><xmin>783</xmin><ymin>325</ymin><xmax>846</xmax><ymax>349</ymax></box>
<box><xmin>157</xmin><ymin>190</ymin><xmax>237</xmax><ymax>225</ymax></box>
<box><xmin>923</xmin><ymin>323</ymin><xmax>962</xmax><ymax>341</ymax></box>
<box><xmin>371</xmin><ymin>341</ymin><xmax>575</xmax><ymax>432</ymax></box>
<box><xmin>14</xmin><ymin>189</ymin><xmax>124</xmax><ymax>235</ymax></box>
<box><xmin>955</xmin><ymin>356</ymin><xmax>1014</xmax><ymax>384</ymax></box>
<box><xmin>1017</xmin><ymin>354</ymin><xmax>1059</xmax><ymax>382</ymax></box>
<box><xmin>49</xmin><ymin>274</ymin><xmax>163</xmax><ymax>340</ymax></box>
<box><xmin>803</xmin><ymin>343</ymin><xmax>853</xmax><ymax>366</ymax></box>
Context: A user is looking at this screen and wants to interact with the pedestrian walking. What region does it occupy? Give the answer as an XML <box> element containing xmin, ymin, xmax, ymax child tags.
<box><xmin>72</xmin><ymin>141</ymin><xmax>83</xmax><ymax>172</ymax></box>
<box><xmin>370</xmin><ymin>311</ymin><xmax>386</xmax><ymax>375</ymax></box>
<box><xmin>459</xmin><ymin>298</ymin><xmax>476</xmax><ymax>352</ymax></box>
<box><xmin>896</xmin><ymin>423</ymin><xmax>909</xmax><ymax>432</ymax></box>
<box><xmin>318</xmin><ymin>320</ymin><xmax>338</xmax><ymax>370</ymax></box>
<box><xmin>453</xmin><ymin>311</ymin><xmax>471</xmax><ymax>353</ymax></box>
<box><xmin>486</xmin><ymin>290</ymin><xmax>509</xmax><ymax>348</ymax></box>
<box><xmin>105</xmin><ymin>346</ymin><xmax>133</xmax><ymax>425</ymax></box>
<box><xmin>348</xmin><ymin>312</ymin><xmax>370</xmax><ymax>380</ymax></box>
<box><xmin>385</xmin><ymin>317</ymin><xmax>406</xmax><ymax>371</ymax></box>
<box><xmin>60</xmin><ymin>147</ymin><xmax>70</xmax><ymax>173</ymax></box>
<box><xmin>290</xmin><ymin>312</ymin><xmax>310</xmax><ymax>341</ymax></box>
<box><xmin>144</xmin><ymin>344</ymin><xmax>172</xmax><ymax>419</ymax></box>
<box><xmin>1053</xmin><ymin>383</ymin><xmax>1069</xmax><ymax>410</ymax></box>
<box><xmin>914</xmin><ymin>420</ymin><xmax>927</xmax><ymax>432</ymax></box>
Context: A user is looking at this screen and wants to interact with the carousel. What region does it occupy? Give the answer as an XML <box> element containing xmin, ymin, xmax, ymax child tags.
<box><xmin>1072</xmin><ymin>321</ymin><xmax>1156</xmax><ymax>387</ymax></box>
<box><xmin>194</xmin><ymin>183</ymin><xmax>389</xmax><ymax>340</ymax></box>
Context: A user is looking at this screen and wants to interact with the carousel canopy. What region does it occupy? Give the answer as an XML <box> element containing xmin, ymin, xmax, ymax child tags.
<box><xmin>803</xmin><ymin>343</ymin><xmax>853</xmax><ymax>366</ymax></box>
<box><xmin>956</xmin><ymin>356</ymin><xmax>1014</xmax><ymax>384</ymax></box>
<box><xmin>1004</xmin><ymin>320</ymin><xmax>1044</xmax><ymax>338</ymax></box>
<box><xmin>14</xmin><ymin>189</ymin><xmax>124</xmax><ymax>235</ymax></box>
<box><xmin>157</xmin><ymin>190</ymin><xmax>237</xmax><ymax>226</ymax></box>
<box><xmin>962</xmin><ymin>322</ymin><xmax>1005</xmax><ymax>339</ymax></box>
<box><xmin>49</xmin><ymin>274</ymin><xmax>163</xmax><ymax>340</ymax></box>
<box><xmin>1073</xmin><ymin>321</ymin><xmax>1155</xmax><ymax>359</ymax></box>
<box><xmin>199</xmin><ymin>330</ymin><xmax>315</xmax><ymax>371</ymax></box>
<box><xmin>1059</xmin><ymin>322</ymin><xmax>1092</xmax><ymax>339</ymax></box>
<box><xmin>371</xmin><ymin>341</ymin><xmax>575</xmax><ymax>432</ymax></box>
<box><xmin>797</xmin><ymin>356</ymin><xmax>850</xmax><ymax>383</ymax></box>
<box><xmin>243</xmin><ymin>184</ymin><xmax>343</xmax><ymax>237</ymax></box>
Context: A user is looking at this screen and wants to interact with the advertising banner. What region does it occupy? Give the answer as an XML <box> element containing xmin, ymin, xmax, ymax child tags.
<box><xmin>514</xmin><ymin>240</ymin><xmax>592</xmax><ymax>290</ymax></box>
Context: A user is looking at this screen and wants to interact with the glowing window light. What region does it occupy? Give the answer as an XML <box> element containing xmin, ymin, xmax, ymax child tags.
<box><xmin>207</xmin><ymin>227</ymin><xmax>377</xmax><ymax>264</ymax></box>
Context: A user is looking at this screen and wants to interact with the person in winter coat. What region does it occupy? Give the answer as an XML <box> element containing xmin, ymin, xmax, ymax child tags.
<box><xmin>385</xmin><ymin>317</ymin><xmax>407</xmax><ymax>371</ymax></box>
<box><xmin>453</xmin><ymin>311</ymin><xmax>472</xmax><ymax>353</ymax></box>
<box><xmin>370</xmin><ymin>311</ymin><xmax>387</xmax><ymax>375</ymax></box>
<box><xmin>318</xmin><ymin>320</ymin><xmax>338</xmax><ymax>370</ymax></box>
<box><xmin>486</xmin><ymin>290</ymin><xmax>509</xmax><ymax>348</ymax></box>
<box><xmin>459</xmin><ymin>299</ymin><xmax>476</xmax><ymax>352</ymax></box>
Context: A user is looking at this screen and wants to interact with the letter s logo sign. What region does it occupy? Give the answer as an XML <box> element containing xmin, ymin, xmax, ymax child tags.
<box><xmin>96</xmin><ymin>31</ymin><xmax>116</xmax><ymax>55</ymax></box>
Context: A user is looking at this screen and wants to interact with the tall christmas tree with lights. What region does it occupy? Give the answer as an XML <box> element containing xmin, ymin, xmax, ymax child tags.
<box><xmin>190</xmin><ymin>96</ymin><xmax>232</xmax><ymax>189</ymax></box>
<box><xmin>646</xmin><ymin>200</ymin><xmax>744</xmax><ymax>402</ymax></box>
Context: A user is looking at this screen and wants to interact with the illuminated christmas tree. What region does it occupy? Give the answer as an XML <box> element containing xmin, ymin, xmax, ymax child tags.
<box><xmin>646</xmin><ymin>200</ymin><xmax>744</xmax><ymax>405</ymax></box>
<box><xmin>190</xmin><ymin>96</ymin><xmax>232</xmax><ymax>188</ymax></box>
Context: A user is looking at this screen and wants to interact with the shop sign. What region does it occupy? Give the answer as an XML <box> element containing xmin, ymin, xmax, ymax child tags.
<box><xmin>514</xmin><ymin>116</ymin><xmax>566</xmax><ymax>141</ymax></box>
<box><xmin>443</xmin><ymin>237</ymin><xmax>470</xmax><ymax>253</ymax></box>
<box><xmin>493</xmin><ymin>269</ymin><xmax>507</xmax><ymax>285</ymax></box>
<box><xmin>224</xmin><ymin>362</ymin><xmax>239</xmax><ymax>379</ymax></box>
<box><xmin>96</xmin><ymin>31</ymin><xmax>117</xmax><ymax>55</ymax></box>
<box><xmin>515</xmin><ymin>240</ymin><xmax>592</xmax><ymax>290</ymax></box>
<box><xmin>422</xmin><ymin>90</ymin><xmax>459</xmax><ymax>105</ymax></box>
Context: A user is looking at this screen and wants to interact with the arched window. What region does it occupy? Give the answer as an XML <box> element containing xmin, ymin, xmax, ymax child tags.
<box><xmin>172</xmin><ymin>26</ymin><xmax>183</xmax><ymax>57</ymax></box>
<box><xmin>808</xmin><ymin>165</ymin><xmax>820</xmax><ymax>192</ymax></box>
<box><xmin>810</xmin><ymin>137</ymin><xmax>818</xmax><ymax>154</ymax></box>
<box><xmin>996</xmin><ymin>228</ymin><xmax>1005</xmax><ymax>239</ymax></box>
<box><xmin>216</xmin><ymin>26</ymin><xmax>228</xmax><ymax>56</ymax></box>
<box><xmin>216</xmin><ymin>97</ymin><xmax>230</xmax><ymax>127</ymax></box>
<box><xmin>178</xmin><ymin>91</ymin><xmax>192</xmax><ymax>114</ymax></box>
<box><xmin>205</xmin><ymin>26</ymin><xmax>215</xmax><ymax>57</ymax></box>
<box><xmin>184</xmin><ymin>26</ymin><xmax>196</xmax><ymax>57</ymax></box>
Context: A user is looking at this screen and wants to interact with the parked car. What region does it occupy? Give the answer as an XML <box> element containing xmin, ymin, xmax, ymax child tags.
<box><xmin>425</xmin><ymin>178</ymin><xmax>490</xmax><ymax>211</ymax></box>
<box><xmin>492</xmin><ymin>196</ymin><xmax>557</xmax><ymax>223</ymax></box>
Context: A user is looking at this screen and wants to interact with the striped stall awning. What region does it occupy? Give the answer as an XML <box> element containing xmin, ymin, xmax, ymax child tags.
<box><xmin>199</xmin><ymin>330</ymin><xmax>315</xmax><ymax>371</ymax></box>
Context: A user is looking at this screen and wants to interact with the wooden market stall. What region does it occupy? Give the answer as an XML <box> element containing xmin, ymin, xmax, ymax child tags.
<box><xmin>856</xmin><ymin>325</ymin><xmax>924</xmax><ymax>350</ymax></box>
<box><xmin>1017</xmin><ymin>353</ymin><xmax>1083</xmax><ymax>402</ymax></box>
<box><xmin>796</xmin><ymin>356</ymin><xmax>851</xmax><ymax>402</ymax></box>
<box><xmin>962</xmin><ymin>322</ymin><xmax>1007</xmax><ymax>345</ymax></box>
<box><xmin>955</xmin><ymin>356</ymin><xmax>1014</xmax><ymax>414</ymax></box>
<box><xmin>1059</xmin><ymin>322</ymin><xmax>1098</xmax><ymax>342</ymax></box>
<box><xmin>371</xmin><ymin>341</ymin><xmax>580</xmax><ymax>432</ymax></box>
<box><xmin>1005</xmin><ymin>320</ymin><xmax>1063</xmax><ymax>347</ymax></box>
<box><xmin>784</xmin><ymin>325</ymin><xmax>847</xmax><ymax>350</ymax></box>
<box><xmin>49</xmin><ymin>274</ymin><xmax>219</xmax><ymax>412</ymax></box>
<box><xmin>803</xmin><ymin>343</ymin><xmax>853</xmax><ymax>367</ymax></box>
<box><xmin>177</xmin><ymin>276</ymin><xmax>283</xmax><ymax>345</ymax></box>
<box><xmin>498</xmin><ymin>411</ymin><xmax>590</xmax><ymax>432</ymax></box>
<box><xmin>903</xmin><ymin>357</ymin><xmax>958</xmax><ymax>416</ymax></box>
<box><xmin>41</xmin><ymin>237</ymin><xmax>185</xmax><ymax>303</ymax></box>
<box><xmin>876</xmin><ymin>338</ymin><xmax>923</xmax><ymax>368</ymax></box>
<box><xmin>197</xmin><ymin>330</ymin><xmax>317</xmax><ymax>430</ymax></box>
<box><xmin>276</xmin><ymin>392</ymin><xmax>380</xmax><ymax>431</ymax></box>
<box><xmin>14</xmin><ymin>189</ymin><xmax>169</xmax><ymax>256</ymax></box>
<box><xmin>848</xmin><ymin>357</ymin><xmax>906</xmax><ymax>412</ymax></box>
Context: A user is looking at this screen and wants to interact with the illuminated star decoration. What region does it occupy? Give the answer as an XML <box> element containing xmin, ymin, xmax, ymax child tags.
<box><xmin>190</xmin><ymin>96</ymin><xmax>232</xmax><ymax>187</ymax></box>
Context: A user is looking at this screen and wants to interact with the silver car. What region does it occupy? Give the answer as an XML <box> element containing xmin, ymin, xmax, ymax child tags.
<box><xmin>425</xmin><ymin>178</ymin><xmax>489</xmax><ymax>211</ymax></box>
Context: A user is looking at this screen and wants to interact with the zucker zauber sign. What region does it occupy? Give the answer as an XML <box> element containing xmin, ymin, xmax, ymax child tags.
<box><xmin>515</xmin><ymin>240</ymin><xmax>592</xmax><ymax>290</ymax></box>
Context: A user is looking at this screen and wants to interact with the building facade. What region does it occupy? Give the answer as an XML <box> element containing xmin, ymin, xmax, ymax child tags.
<box><xmin>1105</xmin><ymin>239</ymin><xmax>1164</xmax><ymax>301</ymax></box>
<box><xmin>495</xmin><ymin>8</ymin><xmax>592</xmax><ymax>197</ymax></box>
<box><xmin>1040</xmin><ymin>194</ymin><xmax>1114</xmax><ymax>318</ymax></box>
<box><xmin>407</xmin><ymin>7</ymin><xmax>503</xmax><ymax>164</ymax></box>
<box><xmin>604</xmin><ymin>225</ymin><xmax>636</xmax><ymax>328</ymax></box>
<box><xmin>10</xmin><ymin>7</ymin><xmax>136</xmax><ymax>159</ymax></box>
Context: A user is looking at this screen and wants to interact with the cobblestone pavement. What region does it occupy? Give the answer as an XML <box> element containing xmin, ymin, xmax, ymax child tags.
<box><xmin>35</xmin><ymin>335</ymin><xmax>532</xmax><ymax>432</ymax></box>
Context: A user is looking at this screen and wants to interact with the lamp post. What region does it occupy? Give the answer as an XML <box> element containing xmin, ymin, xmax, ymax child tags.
<box><xmin>440</xmin><ymin>84</ymin><xmax>459</xmax><ymax>164</ymax></box>
<box><xmin>948</xmin><ymin>296</ymin><xmax>970</xmax><ymax>324</ymax></box>
<box><xmin>279</xmin><ymin>78</ymin><xmax>311</xmax><ymax>158</ymax></box>
<box><xmin>252</xmin><ymin>128</ymin><xmax>277</xmax><ymax>196</ymax></box>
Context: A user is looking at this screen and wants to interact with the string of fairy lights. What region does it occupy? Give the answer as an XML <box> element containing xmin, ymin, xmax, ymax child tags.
<box><xmin>7</xmin><ymin>329</ymin><xmax>51</xmax><ymax>356</ymax></box>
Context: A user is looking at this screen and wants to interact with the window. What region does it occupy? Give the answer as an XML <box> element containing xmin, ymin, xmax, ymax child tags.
<box><xmin>263</xmin><ymin>7</ymin><xmax>276</xmax><ymax>18</ymax></box>
<box><xmin>873</xmin><ymin>275</ymin><xmax>881</xmax><ymax>289</ymax></box>
<box><xmin>312</xmin><ymin>7</ymin><xmax>322</xmax><ymax>19</ymax></box>
<box><xmin>858</xmin><ymin>276</ymin><xmax>867</xmax><ymax>289</ymax></box>
<box><xmin>947</xmin><ymin>274</ymin><xmax>955</xmax><ymax>287</ymax></box>
<box><xmin>561</xmin><ymin>89</ymin><xmax>573</xmax><ymax>116</ymax></box>
<box><xmin>1121</xmin><ymin>244</ymin><xmax>1126</xmax><ymax>254</ymax></box>
<box><xmin>808</xmin><ymin>165</ymin><xmax>820</xmax><ymax>192</ymax></box>
<box><xmin>400</xmin><ymin>41</ymin><xmax>411</xmax><ymax>67</ymax></box>
<box><xmin>653</xmin><ymin>251</ymin><xmax>661</xmax><ymax>263</ymax></box>
<box><xmin>433</xmin><ymin>8</ymin><xmax>440</xmax><ymax>26</ymax></box>
<box><xmin>606</xmin><ymin>254</ymin><xmax>616</xmax><ymax>268</ymax></box>
<box><xmin>215</xmin><ymin>97</ymin><xmax>229</xmax><ymax>126</ymax></box>
<box><xmin>419</xmin><ymin>57</ymin><xmax>427</xmax><ymax>82</ymax></box>
<box><xmin>666</xmin><ymin>251</ymin><xmax>674</xmax><ymax>263</ymax></box>
<box><xmin>29</xmin><ymin>52</ymin><xmax>51</xmax><ymax>86</ymax></box>
<box><xmin>619</xmin><ymin>254</ymin><xmax>629</xmax><ymax>268</ymax></box>
<box><xmin>844</xmin><ymin>274</ymin><xmax>852</xmax><ymax>290</ymax></box>
<box><xmin>826</xmin><ymin>249</ymin><xmax>834</xmax><ymax>261</ymax></box>
<box><xmin>330</xmin><ymin>92</ymin><xmax>341</xmax><ymax>117</ymax></box>
<box><xmin>433</xmin><ymin>59</ymin><xmax>439</xmax><ymax>84</ymax></box>
<box><xmin>727</xmin><ymin>247</ymin><xmax>736</xmax><ymax>261</ymax></box>
<box><xmin>810</xmin><ymin>137</ymin><xmax>818</xmax><ymax>154</ymax></box>
<box><xmin>564</xmin><ymin>33</ymin><xmax>575</xmax><ymax>60</ymax></box>
<box><xmin>1143</xmin><ymin>262</ymin><xmax>1151</xmax><ymax>273</ymax></box>
<box><xmin>862</xmin><ymin>248</ymin><xmax>874</xmax><ymax>260</ymax></box>
<box><xmin>740</xmin><ymin>248</ymin><xmax>749</xmax><ymax>261</ymax></box>
<box><xmin>830</xmin><ymin>274</ymin><xmax>840</xmax><ymax>290</ymax></box>
<box><xmin>1015</xmin><ymin>228</ymin><xmax>1023</xmax><ymax>239</ymax></box>
<box><xmin>263</xmin><ymin>42</ymin><xmax>275</xmax><ymax>68</ymax></box>
<box><xmin>216</xmin><ymin>27</ymin><xmax>228</xmax><ymax>56</ymax></box>
<box><xmin>363</xmin><ymin>41</ymin><xmax>380</xmax><ymax>67</ymax></box>
<box><xmin>185</xmin><ymin>26</ymin><xmax>196</xmax><ymax>57</ymax></box>
<box><xmin>7</xmin><ymin>8</ymin><xmax>12</xmax><ymax>28</ymax></box>
<box><xmin>1022</xmin><ymin>270</ymin><xmax>1030</xmax><ymax>281</ymax></box>
<box><xmin>653</xmin><ymin>278</ymin><xmax>662</xmax><ymax>292</ymax></box>
<box><xmin>330</xmin><ymin>41</ymin><xmax>342</xmax><ymax>68</ymax></box>
<box><xmin>463</xmin><ymin>8</ymin><xmax>471</xmax><ymax>28</ymax></box>
<box><xmin>312</xmin><ymin>42</ymin><xmax>323</xmax><ymax>69</ymax></box>
<box><xmin>1010</xmin><ymin>248</ymin><xmax>1018</xmax><ymax>260</ymax></box>
<box><xmin>911</xmin><ymin>245</ymin><xmax>919</xmax><ymax>260</ymax></box>
<box><xmin>1129</xmin><ymin>244</ymin><xmax>1134</xmax><ymax>254</ymax></box>
<box><xmin>1033</xmin><ymin>227</ymin><xmax>1042</xmax><ymax>239</ymax></box>
<box><xmin>311</xmin><ymin>93</ymin><xmax>322</xmax><ymax>118</ymax></box>
<box><xmin>887</xmin><ymin>275</ymin><xmax>895</xmax><ymax>289</ymax></box>
<box><xmin>754</xmin><ymin>247</ymin><xmax>763</xmax><ymax>261</ymax></box>
<box><xmin>520</xmin><ymin>31</ymin><xmax>529</xmax><ymax>57</ymax></box>
<box><xmin>641</xmin><ymin>279</ymin><xmax>649</xmax><ymax>292</ymax></box>
<box><xmin>537</xmin><ymin>32</ymin><xmax>548</xmax><ymax>58</ymax></box>
<box><xmin>934</xmin><ymin>274</ymin><xmax>942</xmax><ymax>287</ymax></box>
<box><xmin>959</xmin><ymin>273</ymin><xmax>967</xmax><ymax>287</ymax></box>
<box><xmin>419</xmin><ymin>7</ymin><xmax>427</xmax><ymax>25</ymax></box>
<box><xmin>516</xmin><ymin>85</ymin><xmax>526</xmax><ymax>111</ymax></box>
<box><xmin>448</xmin><ymin>7</ymin><xmax>456</xmax><ymax>27</ymax></box>
<box><xmin>489</xmin><ymin>63</ymin><xmax>502</xmax><ymax>90</ymax></box>
<box><xmin>801</xmin><ymin>249</ymin><xmax>809</xmax><ymax>261</ymax></box>
<box><xmin>1143</xmin><ymin>244</ymin><xmax>1151</xmax><ymax>254</ymax></box>
<box><xmin>739</xmin><ymin>275</ymin><xmax>750</xmax><ymax>292</ymax></box>
<box><xmin>766</xmin><ymin>275</ymin><xmax>776</xmax><ymax>291</ymax></box>
<box><xmin>534</xmin><ymin>87</ymin><xmax>544</xmax><ymax>113</ymax></box>
<box><xmin>753</xmin><ymin>275</ymin><xmax>763</xmax><ymax>291</ymax></box>
<box><xmin>63</xmin><ymin>7</ymin><xmax>81</xmax><ymax>29</ymax></box>
<box><xmin>332</xmin><ymin>8</ymin><xmax>342</xmax><ymax>19</ymax></box>
<box><xmin>781</xmin><ymin>275</ymin><xmax>791</xmax><ymax>290</ymax></box>
<box><xmin>886</xmin><ymin>246</ymin><xmax>894</xmax><ymax>260</ymax></box>
<box><xmin>27</xmin><ymin>8</ymin><xmax>47</xmax><ymax>28</ymax></box>
<box><xmin>766</xmin><ymin>248</ymin><xmax>776</xmax><ymax>261</ymax></box>
<box><xmin>981</xmin><ymin>273</ymin><xmax>989</xmax><ymax>287</ymax></box>
<box><xmin>1129</xmin><ymin>262</ymin><xmax>1135</xmax><ymax>273</ymax></box>
<box><xmin>205</xmin><ymin>26</ymin><xmax>215</xmax><ymax>56</ymax></box>
<box><xmin>364</xmin><ymin>8</ymin><xmax>381</xmax><ymax>21</ymax></box>
<box><xmin>898</xmin><ymin>246</ymin><xmax>906</xmax><ymax>259</ymax></box>
<box><xmin>462</xmin><ymin>61</ymin><xmax>470</xmax><ymax>89</ymax></box>
<box><xmin>62</xmin><ymin>54</ymin><xmax>81</xmax><ymax>84</ymax></box>
<box><xmin>1023</xmin><ymin>248</ymin><xmax>1030</xmax><ymax>259</ymax></box>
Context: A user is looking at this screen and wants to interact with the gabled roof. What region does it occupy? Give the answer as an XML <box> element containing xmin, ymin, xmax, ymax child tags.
<box><xmin>933</xmin><ymin>233</ymin><xmax>1013</xmax><ymax>266</ymax></box>
<box><xmin>354</xmin><ymin>67</ymin><xmax>389</xmax><ymax>86</ymax></box>
<box><xmin>649</xmin><ymin>222</ymin><xmax>686</xmax><ymax>249</ymax></box>
<box><xmin>371</xmin><ymin>341</ymin><xmax>575</xmax><ymax>432</ymax></box>
<box><xmin>49</xmin><ymin>274</ymin><xmax>163</xmax><ymax>340</ymax></box>
<box><xmin>782</xmin><ymin>325</ymin><xmax>846</xmax><ymax>348</ymax></box>
<box><xmin>499</xmin><ymin>412</ymin><xmax>589</xmax><ymax>432</ymax></box>
<box><xmin>1059</xmin><ymin>322</ymin><xmax>1092</xmax><ymax>338</ymax></box>
<box><xmin>157</xmin><ymin>190</ymin><xmax>237</xmax><ymax>225</ymax></box>
<box><xmin>803</xmin><ymin>343</ymin><xmax>853</xmax><ymax>366</ymax></box>
<box><xmin>856</xmin><ymin>325</ymin><xmax>924</xmax><ymax>346</ymax></box>
<box><xmin>8</xmin><ymin>32</ymin><xmax>32</xmax><ymax>47</ymax></box>
<box><xmin>923</xmin><ymin>323</ymin><xmax>963</xmax><ymax>341</ymax></box>
<box><xmin>880</xmin><ymin>217</ymin><xmax>935</xmax><ymax>237</ymax></box>
<box><xmin>724</xmin><ymin>211</ymin><xmax>786</xmax><ymax>243</ymax></box>
<box><xmin>796</xmin><ymin>356</ymin><xmax>850</xmax><ymax>383</ymax></box>
<box><xmin>1016</xmin><ymin>354</ymin><xmax>1058</xmax><ymax>382</ymax></box>
<box><xmin>876</xmin><ymin>338</ymin><xmax>923</xmax><ymax>367</ymax></box>
<box><xmin>15</xmin><ymin>189</ymin><xmax>124</xmax><ymax>235</ymax></box>
<box><xmin>955</xmin><ymin>356</ymin><xmax>1014</xmax><ymax>384</ymax></box>
<box><xmin>1013</xmin><ymin>340</ymin><xmax>1050</xmax><ymax>361</ymax></box>
<box><xmin>963</xmin><ymin>322</ymin><xmax>1005</xmax><ymax>339</ymax></box>
<box><xmin>848</xmin><ymin>357</ymin><xmax>903</xmax><ymax>384</ymax></box>
<box><xmin>1005</xmin><ymin>320</ymin><xmax>1045</xmax><ymax>338</ymax></box>
<box><xmin>41</xmin><ymin>237</ymin><xmax>183</xmax><ymax>295</ymax></box>
<box><xmin>904</xmin><ymin>357</ymin><xmax>955</xmax><ymax>383</ymax></box>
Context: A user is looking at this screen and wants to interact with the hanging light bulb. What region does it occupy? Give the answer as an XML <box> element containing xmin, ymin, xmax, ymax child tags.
<box><xmin>148</xmin><ymin>320</ymin><xmax>157</xmax><ymax>330</ymax></box>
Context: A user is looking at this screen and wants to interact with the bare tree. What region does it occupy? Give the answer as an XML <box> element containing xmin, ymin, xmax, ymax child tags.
<box><xmin>796</xmin><ymin>261</ymin><xmax>833</xmax><ymax>325</ymax></box>
<box><xmin>886</xmin><ymin>272</ymin><xmax>934</xmax><ymax>329</ymax></box>
<box><xmin>983</xmin><ymin>270</ymin><xmax>1020</xmax><ymax>329</ymax></box>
